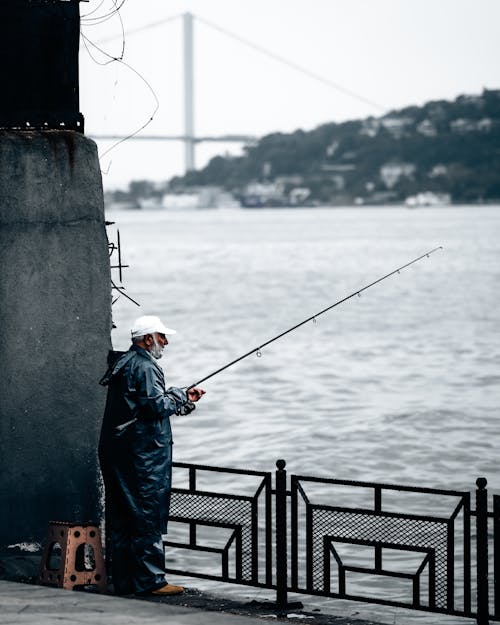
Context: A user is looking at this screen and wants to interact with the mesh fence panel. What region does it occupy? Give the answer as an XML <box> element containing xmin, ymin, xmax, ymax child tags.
<box><xmin>311</xmin><ymin>508</ymin><xmax>449</xmax><ymax>606</ymax></box>
<box><xmin>170</xmin><ymin>491</ymin><xmax>254</xmax><ymax>580</ymax></box>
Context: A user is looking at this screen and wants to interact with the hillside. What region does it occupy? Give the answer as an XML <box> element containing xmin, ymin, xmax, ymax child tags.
<box><xmin>168</xmin><ymin>89</ymin><xmax>500</xmax><ymax>206</ymax></box>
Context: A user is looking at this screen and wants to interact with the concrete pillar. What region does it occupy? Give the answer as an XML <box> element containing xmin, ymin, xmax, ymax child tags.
<box><xmin>0</xmin><ymin>131</ymin><xmax>112</xmax><ymax>549</ymax></box>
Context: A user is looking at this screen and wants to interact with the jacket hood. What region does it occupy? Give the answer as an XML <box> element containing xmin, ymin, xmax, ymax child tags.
<box><xmin>99</xmin><ymin>349</ymin><xmax>134</xmax><ymax>386</ymax></box>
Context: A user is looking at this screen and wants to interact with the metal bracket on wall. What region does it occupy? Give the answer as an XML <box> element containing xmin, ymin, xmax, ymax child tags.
<box><xmin>106</xmin><ymin>223</ymin><xmax>140</xmax><ymax>309</ymax></box>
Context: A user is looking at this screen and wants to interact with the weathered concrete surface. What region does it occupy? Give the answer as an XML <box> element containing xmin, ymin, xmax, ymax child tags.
<box><xmin>0</xmin><ymin>581</ymin><xmax>384</xmax><ymax>625</ymax></box>
<box><xmin>0</xmin><ymin>131</ymin><xmax>112</xmax><ymax>547</ymax></box>
<box><xmin>0</xmin><ymin>581</ymin><xmax>266</xmax><ymax>625</ymax></box>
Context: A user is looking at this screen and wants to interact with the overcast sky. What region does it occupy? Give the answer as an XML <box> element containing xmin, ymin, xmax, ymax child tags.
<box><xmin>79</xmin><ymin>0</ymin><xmax>500</xmax><ymax>190</ymax></box>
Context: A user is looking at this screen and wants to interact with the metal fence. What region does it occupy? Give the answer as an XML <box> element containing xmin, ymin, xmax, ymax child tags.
<box><xmin>165</xmin><ymin>460</ymin><xmax>499</xmax><ymax>625</ymax></box>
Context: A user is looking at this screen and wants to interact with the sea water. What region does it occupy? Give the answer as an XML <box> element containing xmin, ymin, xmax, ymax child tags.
<box><xmin>107</xmin><ymin>205</ymin><xmax>500</xmax><ymax>624</ymax></box>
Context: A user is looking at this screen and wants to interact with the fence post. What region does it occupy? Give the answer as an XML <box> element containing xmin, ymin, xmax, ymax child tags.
<box><xmin>494</xmin><ymin>495</ymin><xmax>500</xmax><ymax>620</ymax></box>
<box><xmin>476</xmin><ymin>477</ymin><xmax>489</xmax><ymax>625</ymax></box>
<box><xmin>276</xmin><ymin>459</ymin><xmax>288</xmax><ymax>614</ymax></box>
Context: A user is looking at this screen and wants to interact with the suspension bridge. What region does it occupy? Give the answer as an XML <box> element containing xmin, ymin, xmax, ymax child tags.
<box><xmin>88</xmin><ymin>12</ymin><xmax>386</xmax><ymax>174</ymax></box>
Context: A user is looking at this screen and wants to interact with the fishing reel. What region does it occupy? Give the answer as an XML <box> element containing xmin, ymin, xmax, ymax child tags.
<box><xmin>177</xmin><ymin>400</ymin><xmax>196</xmax><ymax>416</ymax></box>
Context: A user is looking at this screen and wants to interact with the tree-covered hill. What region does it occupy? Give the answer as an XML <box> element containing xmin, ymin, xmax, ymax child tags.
<box><xmin>169</xmin><ymin>89</ymin><xmax>500</xmax><ymax>205</ymax></box>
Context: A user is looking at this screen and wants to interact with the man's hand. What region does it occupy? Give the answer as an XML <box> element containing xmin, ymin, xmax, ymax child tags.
<box><xmin>187</xmin><ymin>387</ymin><xmax>206</xmax><ymax>402</ymax></box>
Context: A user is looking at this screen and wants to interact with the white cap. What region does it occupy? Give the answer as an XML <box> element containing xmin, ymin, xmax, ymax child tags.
<box><xmin>130</xmin><ymin>315</ymin><xmax>176</xmax><ymax>338</ymax></box>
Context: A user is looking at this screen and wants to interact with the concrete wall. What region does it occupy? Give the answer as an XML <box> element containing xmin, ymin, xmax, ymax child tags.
<box><xmin>0</xmin><ymin>131</ymin><xmax>112</xmax><ymax>548</ymax></box>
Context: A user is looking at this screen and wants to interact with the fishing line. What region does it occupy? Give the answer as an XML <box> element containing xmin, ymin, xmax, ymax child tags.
<box><xmin>186</xmin><ymin>247</ymin><xmax>443</xmax><ymax>390</ymax></box>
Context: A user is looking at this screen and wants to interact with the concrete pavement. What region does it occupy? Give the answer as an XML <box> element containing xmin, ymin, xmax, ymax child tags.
<box><xmin>0</xmin><ymin>580</ymin><xmax>385</xmax><ymax>625</ymax></box>
<box><xmin>0</xmin><ymin>580</ymin><xmax>275</xmax><ymax>625</ymax></box>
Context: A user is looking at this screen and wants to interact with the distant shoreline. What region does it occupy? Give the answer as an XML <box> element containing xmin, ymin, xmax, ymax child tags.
<box><xmin>104</xmin><ymin>201</ymin><xmax>500</xmax><ymax>212</ymax></box>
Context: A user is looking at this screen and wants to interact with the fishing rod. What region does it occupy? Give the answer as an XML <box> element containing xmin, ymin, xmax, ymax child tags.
<box><xmin>187</xmin><ymin>246</ymin><xmax>443</xmax><ymax>390</ymax></box>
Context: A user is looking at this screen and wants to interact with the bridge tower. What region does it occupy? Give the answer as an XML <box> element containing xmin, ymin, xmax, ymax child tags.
<box><xmin>183</xmin><ymin>12</ymin><xmax>195</xmax><ymax>171</ymax></box>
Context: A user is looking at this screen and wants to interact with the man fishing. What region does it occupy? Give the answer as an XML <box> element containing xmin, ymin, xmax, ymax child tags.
<box><xmin>98</xmin><ymin>315</ymin><xmax>205</xmax><ymax>596</ymax></box>
<box><xmin>96</xmin><ymin>248</ymin><xmax>440</xmax><ymax>596</ymax></box>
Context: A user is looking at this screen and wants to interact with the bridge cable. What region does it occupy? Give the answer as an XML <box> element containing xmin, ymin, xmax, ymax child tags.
<box><xmin>96</xmin><ymin>10</ymin><xmax>387</xmax><ymax>113</ymax></box>
<box><xmin>196</xmin><ymin>15</ymin><xmax>387</xmax><ymax>114</ymax></box>
<box><xmin>97</xmin><ymin>12</ymin><xmax>182</xmax><ymax>43</ymax></box>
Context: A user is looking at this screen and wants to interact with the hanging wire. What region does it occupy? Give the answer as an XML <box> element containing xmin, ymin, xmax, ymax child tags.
<box><xmin>80</xmin><ymin>31</ymin><xmax>160</xmax><ymax>161</ymax></box>
<box><xmin>81</xmin><ymin>22</ymin><xmax>125</xmax><ymax>64</ymax></box>
<box><xmin>80</xmin><ymin>0</ymin><xmax>161</xmax><ymax>162</ymax></box>
<box><xmin>81</xmin><ymin>0</ymin><xmax>126</xmax><ymax>62</ymax></box>
<box><xmin>81</xmin><ymin>0</ymin><xmax>127</xmax><ymax>25</ymax></box>
<box><xmin>80</xmin><ymin>0</ymin><xmax>107</xmax><ymax>20</ymax></box>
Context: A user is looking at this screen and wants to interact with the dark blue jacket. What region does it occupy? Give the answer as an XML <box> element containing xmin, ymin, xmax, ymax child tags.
<box><xmin>98</xmin><ymin>345</ymin><xmax>188</xmax><ymax>532</ymax></box>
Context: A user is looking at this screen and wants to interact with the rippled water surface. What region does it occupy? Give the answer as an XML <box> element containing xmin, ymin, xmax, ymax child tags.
<box><xmin>107</xmin><ymin>205</ymin><xmax>500</xmax><ymax>623</ymax></box>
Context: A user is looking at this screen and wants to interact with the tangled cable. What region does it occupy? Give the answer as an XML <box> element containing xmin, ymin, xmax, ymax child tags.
<box><xmin>80</xmin><ymin>0</ymin><xmax>160</xmax><ymax>166</ymax></box>
<box><xmin>81</xmin><ymin>0</ymin><xmax>127</xmax><ymax>26</ymax></box>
